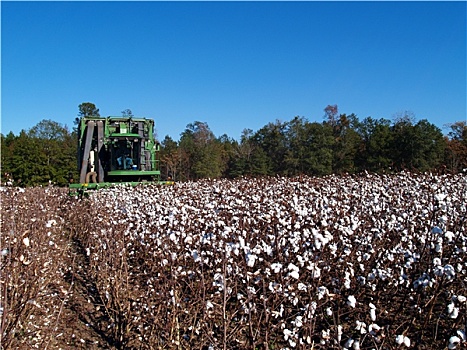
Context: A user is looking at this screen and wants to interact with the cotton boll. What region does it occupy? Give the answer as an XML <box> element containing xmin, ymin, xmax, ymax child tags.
<box><xmin>357</xmin><ymin>276</ymin><xmax>366</xmax><ymax>285</ymax></box>
<box><xmin>369</xmin><ymin>305</ymin><xmax>377</xmax><ymax>321</ymax></box>
<box><xmin>337</xmin><ymin>325</ymin><xmax>343</xmax><ymax>342</ymax></box>
<box><xmin>355</xmin><ymin>320</ymin><xmax>367</xmax><ymax>334</ymax></box>
<box><xmin>447</xmin><ymin>303</ymin><xmax>459</xmax><ymax>319</ymax></box>
<box><xmin>448</xmin><ymin>335</ymin><xmax>461</xmax><ymax>349</ymax></box>
<box><xmin>434</xmin><ymin>265</ymin><xmax>444</xmax><ymax>277</ymax></box>
<box><xmin>271</xmin><ymin>262</ymin><xmax>283</xmax><ymax>273</ymax></box>
<box><xmin>396</xmin><ymin>335</ymin><xmax>411</xmax><ymax>347</ymax></box>
<box><xmin>344</xmin><ymin>338</ymin><xmax>354</xmax><ymax>349</ymax></box>
<box><xmin>307</xmin><ymin>262</ymin><xmax>321</xmax><ymax>279</ymax></box>
<box><xmin>445</xmin><ymin>231</ymin><xmax>455</xmax><ymax>242</ymax></box>
<box><xmin>283</xmin><ymin>328</ymin><xmax>292</xmax><ymax>341</ymax></box>
<box><xmin>347</xmin><ymin>295</ymin><xmax>357</xmax><ymax>308</ymax></box>
<box><xmin>293</xmin><ymin>316</ymin><xmax>303</xmax><ymax>328</ymax></box>
<box><xmin>457</xmin><ymin>329</ymin><xmax>466</xmax><ymax>341</ymax></box>
<box><xmin>288</xmin><ymin>263</ymin><xmax>299</xmax><ymax>272</ymax></box>
<box><xmin>246</xmin><ymin>253</ymin><xmax>257</xmax><ymax>268</ymax></box>
<box><xmin>403</xmin><ymin>336</ymin><xmax>411</xmax><ymax>347</ymax></box>
<box><xmin>369</xmin><ymin>323</ymin><xmax>381</xmax><ymax>334</ymax></box>
<box><xmin>444</xmin><ymin>264</ymin><xmax>456</xmax><ymax>280</ymax></box>
<box><xmin>289</xmin><ymin>270</ymin><xmax>300</xmax><ymax>279</ymax></box>
<box><xmin>317</xmin><ymin>286</ymin><xmax>329</xmax><ymax>300</ymax></box>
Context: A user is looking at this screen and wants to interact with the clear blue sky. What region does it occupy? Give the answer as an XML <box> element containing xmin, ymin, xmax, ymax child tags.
<box><xmin>1</xmin><ymin>1</ymin><xmax>466</xmax><ymax>141</ymax></box>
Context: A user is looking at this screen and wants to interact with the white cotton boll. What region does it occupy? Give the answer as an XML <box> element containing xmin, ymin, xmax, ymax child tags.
<box><xmin>448</xmin><ymin>335</ymin><xmax>461</xmax><ymax>349</ymax></box>
<box><xmin>246</xmin><ymin>253</ymin><xmax>257</xmax><ymax>267</ymax></box>
<box><xmin>344</xmin><ymin>272</ymin><xmax>352</xmax><ymax>289</ymax></box>
<box><xmin>445</xmin><ymin>231</ymin><xmax>455</xmax><ymax>242</ymax></box>
<box><xmin>370</xmin><ymin>303</ymin><xmax>376</xmax><ymax>322</ymax></box>
<box><xmin>337</xmin><ymin>325</ymin><xmax>343</xmax><ymax>342</ymax></box>
<box><xmin>329</xmin><ymin>243</ymin><xmax>338</xmax><ymax>256</ymax></box>
<box><xmin>297</xmin><ymin>283</ymin><xmax>307</xmax><ymax>291</ymax></box>
<box><xmin>447</xmin><ymin>303</ymin><xmax>459</xmax><ymax>319</ymax></box>
<box><xmin>347</xmin><ymin>295</ymin><xmax>357</xmax><ymax>308</ymax></box>
<box><xmin>433</xmin><ymin>257</ymin><xmax>442</xmax><ymax>266</ymax></box>
<box><xmin>206</xmin><ymin>301</ymin><xmax>214</xmax><ymax>309</ymax></box>
<box><xmin>433</xmin><ymin>237</ymin><xmax>444</xmax><ymax>252</ymax></box>
<box><xmin>396</xmin><ymin>335</ymin><xmax>411</xmax><ymax>347</ymax></box>
<box><xmin>296</xmin><ymin>254</ymin><xmax>305</xmax><ymax>267</ymax></box>
<box><xmin>326</xmin><ymin>307</ymin><xmax>333</xmax><ymax>316</ymax></box>
<box><xmin>317</xmin><ymin>286</ymin><xmax>329</xmax><ymax>300</ymax></box>
<box><xmin>355</xmin><ymin>320</ymin><xmax>367</xmax><ymax>334</ymax></box>
<box><xmin>46</xmin><ymin>219</ymin><xmax>56</xmax><ymax>227</ymax></box>
<box><xmin>456</xmin><ymin>295</ymin><xmax>466</xmax><ymax>303</ymax></box>
<box><xmin>192</xmin><ymin>250</ymin><xmax>200</xmax><ymax>262</ymax></box>
<box><xmin>447</xmin><ymin>302</ymin><xmax>455</xmax><ymax>314</ymax></box>
<box><xmin>321</xmin><ymin>329</ymin><xmax>330</xmax><ymax>344</ymax></box>
<box><xmin>289</xmin><ymin>270</ymin><xmax>300</xmax><ymax>279</ymax></box>
<box><xmin>307</xmin><ymin>262</ymin><xmax>321</xmax><ymax>279</ymax></box>
<box><xmin>293</xmin><ymin>316</ymin><xmax>303</xmax><ymax>328</ymax></box>
<box><xmin>352</xmin><ymin>339</ymin><xmax>361</xmax><ymax>350</ymax></box>
<box><xmin>457</xmin><ymin>329</ymin><xmax>466</xmax><ymax>341</ymax></box>
<box><xmin>344</xmin><ymin>338</ymin><xmax>354</xmax><ymax>349</ymax></box>
<box><xmin>271</xmin><ymin>262</ymin><xmax>283</xmax><ymax>273</ymax></box>
<box><xmin>370</xmin><ymin>308</ymin><xmax>376</xmax><ymax>321</ymax></box>
<box><xmin>444</xmin><ymin>264</ymin><xmax>456</xmax><ymax>280</ymax></box>
<box><xmin>288</xmin><ymin>262</ymin><xmax>299</xmax><ymax>272</ymax></box>
<box><xmin>434</xmin><ymin>265</ymin><xmax>444</xmax><ymax>277</ymax></box>
<box><xmin>23</xmin><ymin>237</ymin><xmax>30</xmax><ymax>247</ymax></box>
<box><xmin>357</xmin><ymin>276</ymin><xmax>366</xmax><ymax>285</ymax></box>
<box><xmin>369</xmin><ymin>323</ymin><xmax>381</xmax><ymax>334</ymax></box>
<box><xmin>314</xmin><ymin>238</ymin><xmax>322</xmax><ymax>250</ymax></box>
<box><xmin>403</xmin><ymin>336</ymin><xmax>411</xmax><ymax>347</ymax></box>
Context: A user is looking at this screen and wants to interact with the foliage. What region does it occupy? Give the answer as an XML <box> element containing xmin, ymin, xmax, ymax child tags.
<box><xmin>1</xmin><ymin>104</ymin><xmax>464</xmax><ymax>186</ymax></box>
<box><xmin>1</xmin><ymin>120</ymin><xmax>77</xmax><ymax>187</ymax></box>
<box><xmin>78</xmin><ymin>102</ymin><xmax>100</xmax><ymax>118</ymax></box>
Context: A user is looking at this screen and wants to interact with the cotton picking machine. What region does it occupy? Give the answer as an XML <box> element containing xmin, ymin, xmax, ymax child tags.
<box><xmin>69</xmin><ymin>116</ymin><xmax>171</xmax><ymax>195</ymax></box>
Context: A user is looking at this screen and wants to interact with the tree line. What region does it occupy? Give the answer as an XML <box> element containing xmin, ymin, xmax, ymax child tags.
<box><xmin>1</xmin><ymin>103</ymin><xmax>466</xmax><ymax>186</ymax></box>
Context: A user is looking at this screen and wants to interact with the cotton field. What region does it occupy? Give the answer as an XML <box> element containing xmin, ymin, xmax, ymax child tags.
<box><xmin>1</xmin><ymin>172</ymin><xmax>466</xmax><ymax>349</ymax></box>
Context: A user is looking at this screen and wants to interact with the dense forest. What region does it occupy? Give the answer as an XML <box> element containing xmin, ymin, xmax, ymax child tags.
<box><xmin>1</xmin><ymin>103</ymin><xmax>466</xmax><ymax>186</ymax></box>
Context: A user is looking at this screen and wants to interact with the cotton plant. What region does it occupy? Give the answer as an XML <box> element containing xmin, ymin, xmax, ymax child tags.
<box><xmin>5</xmin><ymin>173</ymin><xmax>467</xmax><ymax>348</ymax></box>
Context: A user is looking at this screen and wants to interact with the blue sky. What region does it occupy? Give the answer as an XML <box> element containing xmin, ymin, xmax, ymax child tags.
<box><xmin>1</xmin><ymin>1</ymin><xmax>466</xmax><ymax>141</ymax></box>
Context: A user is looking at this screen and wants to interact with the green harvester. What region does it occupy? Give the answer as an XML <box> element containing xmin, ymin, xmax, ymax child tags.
<box><xmin>69</xmin><ymin>116</ymin><xmax>172</xmax><ymax>196</ymax></box>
